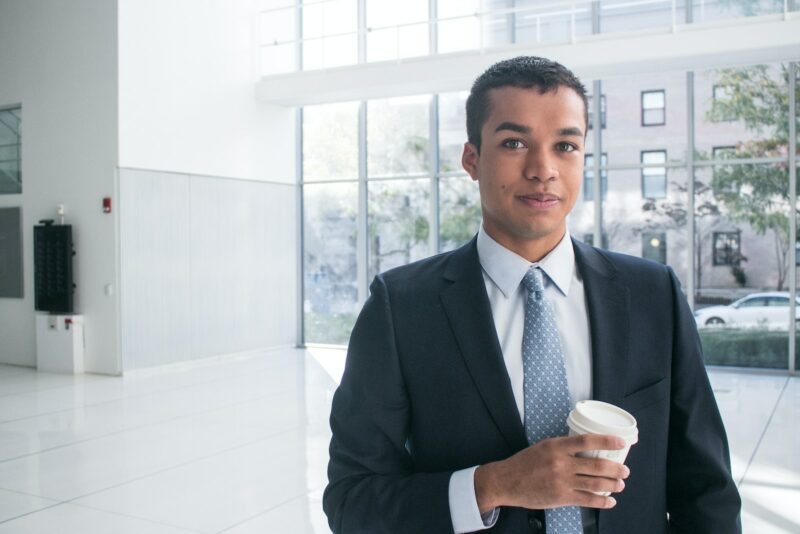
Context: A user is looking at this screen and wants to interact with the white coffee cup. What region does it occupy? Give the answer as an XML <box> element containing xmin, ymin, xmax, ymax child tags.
<box><xmin>567</xmin><ymin>400</ymin><xmax>638</xmax><ymax>496</ymax></box>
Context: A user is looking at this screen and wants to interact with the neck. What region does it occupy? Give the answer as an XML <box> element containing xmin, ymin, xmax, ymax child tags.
<box><xmin>482</xmin><ymin>224</ymin><xmax>566</xmax><ymax>263</ymax></box>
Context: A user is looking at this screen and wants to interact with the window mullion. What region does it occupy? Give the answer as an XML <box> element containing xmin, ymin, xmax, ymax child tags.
<box><xmin>788</xmin><ymin>61</ymin><xmax>797</xmax><ymax>375</ymax></box>
<box><xmin>592</xmin><ymin>80</ymin><xmax>603</xmax><ymax>247</ymax></box>
<box><xmin>357</xmin><ymin>101</ymin><xmax>369</xmax><ymax>306</ymax></box>
<box><xmin>687</xmin><ymin>71</ymin><xmax>696</xmax><ymax>311</ymax></box>
<box><xmin>430</xmin><ymin>95</ymin><xmax>440</xmax><ymax>255</ymax></box>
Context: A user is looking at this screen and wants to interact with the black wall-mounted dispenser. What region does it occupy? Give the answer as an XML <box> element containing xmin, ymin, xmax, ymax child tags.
<box><xmin>34</xmin><ymin>221</ymin><xmax>75</xmax><ymax>313</ymax></box>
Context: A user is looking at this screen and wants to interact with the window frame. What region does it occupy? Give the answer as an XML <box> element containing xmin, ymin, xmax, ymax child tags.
<box><xmin>641</xmin><ymin>89</ymin><xmax>665</xmax><ymax>127</ymax></box>
<box><xmin>587</xmin><ymin>94</ymin><xmax>607</xmax><ymax>130</ymax></box>
<box><xmin>712</xmin><ymin>145</ymin><xmax>737</xmax><ymax>162</ymax></box>
<box><xmin>712</xmin><ymin>231</ymin><xmax>742</xmax><ymax>266</ymax></box>
<box><xmin>583</xmin><ymin>152</ymin><xmax>608</xmax><ymax>201</ymax></box>
<box><xmin>641</xmin><ymin>149</ymin><xmax>667</xmax><ymax>199</ymax></box>
<box><xmin>642</xmin><ymin>231</ymin><xmax>667</xmax><ymax>264</ymax></box>
<box><xmin>712</xmin><ymin>84</ymin><xmax>737</xmax><ymax>122</ymax></box>
<box><xmin>0</xmin><ymin>104</ymin><xmax>22</xmax><ymax>195</ymax></box>
<box><xmin>711</xmin><ymin>145</ymin><xmax>739</xmax><ymax>194</ymax></box>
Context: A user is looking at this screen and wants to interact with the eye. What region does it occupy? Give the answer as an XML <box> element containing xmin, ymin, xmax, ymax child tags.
<box><xmin>557</xmin><ymin>142</ymin><xmax>577</xmax><ymax>152</ymax></box>
<box><xmin>502</xmin><ymin>139</ymin><xmax>525</xmax><ymax>149</ymax></box>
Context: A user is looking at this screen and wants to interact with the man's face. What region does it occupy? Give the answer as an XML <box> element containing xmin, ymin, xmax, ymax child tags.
<box><xmin>462</xmin><ymin>85</ymin><xmax>586</xmax><ymax>259</ymax></box>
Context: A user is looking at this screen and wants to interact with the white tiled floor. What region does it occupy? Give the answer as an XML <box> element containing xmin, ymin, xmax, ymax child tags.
<box><xmin>0</xmin><ymin>349</ymin><xmax>797</xmax><ymax>533</ymax></box>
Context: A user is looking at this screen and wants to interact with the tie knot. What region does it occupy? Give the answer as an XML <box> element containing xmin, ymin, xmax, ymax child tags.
<box><xmin>522</xmin><ymin>266</ymin><xmax>545</xmax><ymax>295</ymax></box>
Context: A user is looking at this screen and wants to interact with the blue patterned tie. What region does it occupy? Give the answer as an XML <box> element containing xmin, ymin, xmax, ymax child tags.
<box><xmin>522</xmin><ymin>267</ymin><xmax>583</xmax><ymax>534</ymax></box>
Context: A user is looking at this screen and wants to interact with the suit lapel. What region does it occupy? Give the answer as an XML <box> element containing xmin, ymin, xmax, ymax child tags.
<box><xmin>438</xmin><ymin>238</ymin><xmax>631</xmax><ymax>452</ymax></box>
<box><xmin>573</xmin><ymin>240</ymin><xmax>630</xmax><ymax>408</ymax></box>
<box><xmin>440</xmin><ymin>238</ymin><xmax>528</xmax><ymax>452</ymax></box>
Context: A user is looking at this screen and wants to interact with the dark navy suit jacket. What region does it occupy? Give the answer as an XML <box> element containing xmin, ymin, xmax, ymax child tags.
<box><xmin>323</xmin><ymin>237</ymin><xmax>741</xmax><ymax>533</ymax></box>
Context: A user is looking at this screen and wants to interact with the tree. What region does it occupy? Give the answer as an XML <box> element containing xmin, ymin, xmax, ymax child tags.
<box><xmin>439</xmin><ymin>179</ymin><xmax>481</xmax><ymax>250</ymax></box>
<box><xmin>718</xmin><ymin>0</ymin><xmax>785</xmax><ymax>17</ymax></box>
<box><xmin>639</xmin><ymin>178</ymin><xmax>724</xmax><ymax>294</ymax></box>
<box><xmin>640</xmin><ymin>64</ymin><xmax>797</xmax><ymax>292</ymax></box>
<box><xmin>707</xmin><ymin>64</ymin><xmax>797</xmax><ymax>290</ymax></box>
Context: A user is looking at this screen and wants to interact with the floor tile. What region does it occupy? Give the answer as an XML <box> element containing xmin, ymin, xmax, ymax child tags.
<box><xmin>221</xmin><ymin>490</ymin><xmax>331</xmax><ymax>534</ymax></box>
<box><xmin>0</xmin><ymin>372</ymin><xmax>105</xmax><ymax>398</ymax></box>
<box><xmin>0</xmin><ymin>395</ymin><xmax>49</xmax><ymax>426</ymax></box>
<box><xmin>707</xmin><ymin>370</ymin><xmax>786</xmax><ymax>482</ymax></box>
<box><xmin>0</xmin><ymin>366</ymin><xmax>32</xmax><ymax>379</ymax></box>
<box><xmin>307</xmin><ymin>348</ymin><xmax>345</xmax><ymax>385</ymax></box>
<box><xmin>0</xmin><ymin>387</ymin><xmax>318</xmax><ymax>500</ymax></box>
<box><xmin>739</xmin><ymin>377</ymin><xmax>800</xmax><ymax>534</ymax></box>
<box><xmin>73</xmin><ymin>426</ymin><xmax>332</xmax><ymax>533</ymax></box>
<box><xmin>0</xmin><ymin>353</ymin><xmax>321</xmax><ymax>462</ymax></box>
<box><xmin>0</xmin><ymin>350</ymin><xmax>795</xmax><ymax>532</ymax></box>
<box><xmin>0</xmin><ymin>503</ymin><xmax>201</xmax><ymax>533</ymax></box>
<box><xmin>0</xmin><ymin>489</ymin><xmax>59</xmax><ymax>523</ymax></box>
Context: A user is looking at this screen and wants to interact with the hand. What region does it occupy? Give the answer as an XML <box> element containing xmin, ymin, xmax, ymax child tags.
<box><xmin>474</xmin><ymin>434</ymin><xmax>630</xmax><ymax>514</ymax></box>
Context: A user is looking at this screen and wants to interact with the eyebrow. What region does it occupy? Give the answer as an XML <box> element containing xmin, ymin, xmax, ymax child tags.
<box><xmin>493</xmin><ymin>122</ymin><xmax>584</xmax><ymax>138</ymax></box>
<box><xmin>494</xmin><ymin>121</ymin><xmax>530</xmax><ymax>134</ymax></box>
<box><xmin>558</xmin><ymin>126</ymin><xmax>584</xmax><ymax>137</ymax></box>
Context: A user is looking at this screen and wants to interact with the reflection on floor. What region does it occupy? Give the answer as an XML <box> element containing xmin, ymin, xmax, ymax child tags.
<box><xmin>0</xmin><ymin>348</ymin><xmax>796</xmax><ymax>533</ymax></box>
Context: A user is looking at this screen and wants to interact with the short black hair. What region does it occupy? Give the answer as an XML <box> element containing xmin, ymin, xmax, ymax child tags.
<box><xmin>466</xmin><ymin>56</ymin><xmax>588</xmax><ymax>151</ymax></box>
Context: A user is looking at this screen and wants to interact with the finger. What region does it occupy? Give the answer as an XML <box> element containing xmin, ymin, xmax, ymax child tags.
<box><xmin>565</xmin><ymin>490</ymin><xmax>617</xmax><ymax>509</ymax></box>
<box><xmin>561</xmin><ymin>433</ymin><xmax>626</xmax><ymax>453</ymax></box>
<box><xmin>572</xmin><ymin>457</ymin><xmax>631</xmax><ymax>479</ymax></box>
<box><xmin>572</xmin><ymin>474</ymin><xmax>625</xmax><ymax>495</ymax></box>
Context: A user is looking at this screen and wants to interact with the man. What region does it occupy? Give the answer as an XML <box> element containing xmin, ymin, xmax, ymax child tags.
<box><xmin>323</xmin><ymin>56</ymin><xmax>741</xmax><ymax>533</ymax></box>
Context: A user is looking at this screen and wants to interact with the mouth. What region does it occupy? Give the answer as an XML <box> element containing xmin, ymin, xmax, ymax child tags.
<box><xmin>516</xmin><ymin>193</ymin><xmax>561</xmax><ymax>209</ymax></box>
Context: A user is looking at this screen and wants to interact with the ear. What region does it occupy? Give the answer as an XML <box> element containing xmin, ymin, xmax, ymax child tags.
<box><xmin>462</xmin><ymin>142</ymin><xmax>480</xmax><ymax>182</ymax></box>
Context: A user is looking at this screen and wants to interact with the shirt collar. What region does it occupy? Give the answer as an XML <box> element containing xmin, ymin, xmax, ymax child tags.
<box><xmin>476</xmin><ymin>225</ymin><xmax>575</xmax><ymax>298</ymax></box>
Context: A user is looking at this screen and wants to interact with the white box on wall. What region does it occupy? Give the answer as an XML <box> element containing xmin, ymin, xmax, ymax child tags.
<box><xmin>35</xmin><ymin>314</ymin><xmax>85</xmax><ymax>374</ymax></box>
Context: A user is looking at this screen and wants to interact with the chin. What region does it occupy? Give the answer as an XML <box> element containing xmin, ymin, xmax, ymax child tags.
<box><xmin>515</xmin><ymin>219</ymin><xmax>564</xmax><ymax>239</ymax></box>
<box><xmin>508</xmin><ymin>226</ymin><xmax>560</xmax><ymax>243</ymax></box>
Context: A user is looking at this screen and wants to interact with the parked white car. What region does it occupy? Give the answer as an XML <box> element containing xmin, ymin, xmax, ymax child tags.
<box><xmin>694</xmin><ymin>292</ymin><xmax>800</xmax><ymax>329</ymax></box>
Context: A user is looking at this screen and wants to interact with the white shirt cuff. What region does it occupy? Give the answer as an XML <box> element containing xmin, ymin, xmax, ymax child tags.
<box><xmin>449</xmin><ymin>466</ymin><xmax>500</xmax><ymax>533</ymax></box>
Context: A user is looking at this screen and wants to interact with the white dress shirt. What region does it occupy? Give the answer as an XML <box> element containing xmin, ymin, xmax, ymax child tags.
<box><xmin>448</xmin><ymin>226</ymin><xmax>594</xmax><ymax>533</ymax></box>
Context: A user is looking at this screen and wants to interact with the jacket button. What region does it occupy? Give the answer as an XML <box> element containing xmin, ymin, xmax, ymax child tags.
<box><xmin>528</xmin><ymin>516</ymin><xmax>543</xmax><ymax>533</ymax></box>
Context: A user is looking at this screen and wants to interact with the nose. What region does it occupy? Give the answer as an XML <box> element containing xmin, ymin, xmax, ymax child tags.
<box><xmin>523</xmin><ymin>146</ymin><xmax>558</xmax><ymax>182</ymax></box>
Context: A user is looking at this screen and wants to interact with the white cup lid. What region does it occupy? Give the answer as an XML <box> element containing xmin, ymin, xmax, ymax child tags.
<box><xmin>568</xmin><ymin>400</ymin><xmax>638</xmax><ymax>442</ymax></box>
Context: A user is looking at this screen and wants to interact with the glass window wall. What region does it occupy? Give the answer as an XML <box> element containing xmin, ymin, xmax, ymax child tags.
<box><xmin>367</xmin><ymin>96</ymin><xmax>431</xmax><ymax>177</ymax></box>
<box><xmin>439</xmin><ymin>174</ymin><xmax>480</xmax><ymax>253</ymax></box>
<box><xmin>366</xmin><ymin>0</ymin><xmax>429</xmax><ymax>62</ymax></box>
<box><xmin>303</xmin><ymin>183</ymin><xmax>359</xmax><ymax>345</ymax></box>
<box><xmin>438</xmin><ymin>91</ymin><xmax>468</xmax><ymax>173</ymax></box>
<box><xmin>261</xmin><ymin>1</ymin><xmax>790</xmax><ymax>76</ymax></box>
<box><xmin>694</xmin><ymin>63</ymin><xmax>792</xmax><ymax>370</ymax></box>
<box><xmin>690</xmin><ymin>0</ymin><xmax>785</xmax><ymax>24</ymax></box>
<box><xmin>302</xmin><ymin>102</ymin><xmax>359</xmax><ymax>182</ymax></box>
<box><xmin>368</xmin><ymin>178</ymin><xmax>431</xmax><ymax>280</ymax></box>
<box><xmin>302</xmin><ymin>0</ymin><xmax>358</xmax><ymax>70</ymax></box>
<box><xmin>259</xmin><ymin>3</ymin><xmax>296</xmax><ymax>75</ymax></box>
<box><xmin>300</xmin><ymin>61</ymin><xmax>799</xmax><ymax>376</ymax></box>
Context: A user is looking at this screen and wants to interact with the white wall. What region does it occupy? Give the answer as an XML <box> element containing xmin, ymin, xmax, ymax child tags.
<box><xmin>119</xmin><ymin>169</ymin><xmax>296</xmax><ymax>371</ymax></box>
<box><xmin>119</xmin><ymin>0</ymin><xmax>296</xmax><ymax>184</ymax></box>
<box><xmin>117</xmin><ymin>0</ymin><xmax>298</xmax><ymax>370</ymax></box>
<box><xmin>0</xmin><ymin>0</ymin><xmax>120</xmax><ymax>373</ymax></box>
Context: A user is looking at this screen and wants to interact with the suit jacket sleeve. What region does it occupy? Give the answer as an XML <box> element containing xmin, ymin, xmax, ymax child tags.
<box><xmin>665</xmin><ymin>267</ymin><xmax>742</xmax><ymax>533</ymax></box>
<box><xmin>323</xmin><ymin>275</ymin><xmax>455</xmax><ymax>534</ymax></box>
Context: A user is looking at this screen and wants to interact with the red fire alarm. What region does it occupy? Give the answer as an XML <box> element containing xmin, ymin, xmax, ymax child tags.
<box><xmin>103</xmin><ymin>197</ymin><xmax>112</xmax><ymax>213</ymax></box>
